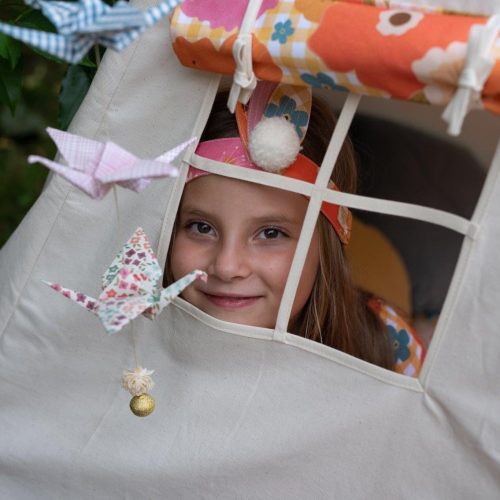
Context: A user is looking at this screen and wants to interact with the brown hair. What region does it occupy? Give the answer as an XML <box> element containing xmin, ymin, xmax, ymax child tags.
<box><xmin>289</xmin><ymin>97</ymin><xmax>393</xmax><ymax>370</ymax></box>
<box><xmin>170</xmin><ymin>91</ymin><xmax>394</xmax><ymax>371</ymax></box>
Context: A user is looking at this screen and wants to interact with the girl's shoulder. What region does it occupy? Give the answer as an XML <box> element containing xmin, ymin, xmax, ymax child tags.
<box><xmin>368</xmin><ymin>298</ymin><xmax>426</xmax><ymax>378</ymax></box>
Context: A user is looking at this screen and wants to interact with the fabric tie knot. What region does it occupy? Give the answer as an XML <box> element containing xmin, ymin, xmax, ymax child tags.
<box><xmin>442</xmin><ymin>13</ymin><xmax>500</xmax><ymax>136</ymax></box>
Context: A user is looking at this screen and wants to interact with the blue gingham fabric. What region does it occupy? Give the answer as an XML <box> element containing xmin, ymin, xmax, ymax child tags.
<box><xmin>0</xmin><ymin>0</ymin><xmax>181</xmax><ymax>64</ymax></box>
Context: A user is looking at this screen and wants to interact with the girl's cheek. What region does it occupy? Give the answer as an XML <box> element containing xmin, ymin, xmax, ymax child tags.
<box><xmin>171</xmin><ymin>237</ymin><xmax>201</xmax><ymax>277</ymax></box>
<box><xmin>174</xmin><ymin>236</ymin><xmax>216</xmax><ymax>273</ymax></box>
<box><xmin>260</xmin><ymin>254</ymin><xmax>294</xmax><ymax>289</ymax></box>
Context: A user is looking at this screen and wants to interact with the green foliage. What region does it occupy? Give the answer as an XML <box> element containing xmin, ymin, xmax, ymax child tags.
<box><xmin>59</xmin><ymin>63</ymin><xmax>96</xmax><ymax>130</ymax></box>
<box><xmin>0</xmin><ymin>33</ymin><xmax>22</xmax><ymax>113</ymax></box>
<box><xmin>0</xmin><ymin>0</ymin><xmax>101</xmax><ymax>246</ymax></box>
<box><xmin>0</xmin><ymin>55</ymin><xmax>22</xmax><ymax>114</ymax></box>
<box><xmin>0</xmin><ymin>32</ymin><xmax>22</xmax><ymax>66</ymax></box>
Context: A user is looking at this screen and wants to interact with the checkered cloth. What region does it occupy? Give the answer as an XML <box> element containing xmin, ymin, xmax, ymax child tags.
<box><xmin>0</xmin><ymin>0</ymin><xmax>182</xmax><ymax>64</ymax></box>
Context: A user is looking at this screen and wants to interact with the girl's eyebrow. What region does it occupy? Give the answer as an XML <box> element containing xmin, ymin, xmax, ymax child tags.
<box><xmin>250</xmin><ymin>214</ymin><xmax>300</xmax><ymax>226</ymax></box>
<box><xmin>180</xmin><ymin>206</ymin><xmax>300</xmax><ymax>226</ymax></box>
<box><xmin>179</xmin><ymin>207</ymin><xmax>212</xmax><ymax>218</ymax></box>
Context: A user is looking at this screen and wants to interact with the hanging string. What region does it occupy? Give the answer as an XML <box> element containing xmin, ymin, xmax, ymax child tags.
<box><xmin>130</xmin><ymin>322</ymin><xmax>139</xmax><ymax>368</ymax></box>
<box><xmin>112</xmin><ymin>184</ymin><xmax>122</xmax><ymax>253</ymax></box>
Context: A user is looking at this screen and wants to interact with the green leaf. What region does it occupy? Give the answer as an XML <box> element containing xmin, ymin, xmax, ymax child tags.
<box><xmin>0</xmin><ymin>33</ymin><xmax>22</xmax><ymax>69</ymax></box>
<box><xmin>0</xmin><ymin>56</ymin><xmax>22</xmax><ymax>114</ymax></box>
<box><xmin>16</xmin><ymin>9</ymin><xmax>56</xmax><ymax>32</ymax></box>
<box><xmin>58</xmin><ymin>64</ymin><xmax>96</xmax><ymax>130</ymax></box>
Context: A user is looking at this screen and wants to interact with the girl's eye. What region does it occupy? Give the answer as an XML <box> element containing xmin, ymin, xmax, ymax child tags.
<box><xmin>258</xmin><ymin>227</ymin><xmax>286</xmax><ymax>240</ymax></box>
<box><xmin>187</xmin><ymin>222</ymin><xmax>215</xmax><ymax>236</ymax></box>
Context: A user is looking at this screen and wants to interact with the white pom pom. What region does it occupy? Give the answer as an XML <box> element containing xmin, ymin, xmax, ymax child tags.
<box><xmin>248</xmin><ymin>117</ymin><xmax>301</xmax><ymax>172</ymax></box>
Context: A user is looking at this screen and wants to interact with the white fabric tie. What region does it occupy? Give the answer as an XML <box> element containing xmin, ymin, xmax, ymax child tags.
<box><xmin>227</xmin><ymin>34</ymin><xmax>257</xmax><ymax>112</ymax></box>
<box><xmin>227</xmin><ymin>0</ymin><xmax>264</xmax><ymax>113</ymax></box>
<box><xmin>442</xmin><ymin>14</ymin><xmax>500</xmax><ymax>136</ymax></box>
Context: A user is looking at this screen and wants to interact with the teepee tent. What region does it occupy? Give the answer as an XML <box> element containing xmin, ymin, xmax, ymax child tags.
<box><xmin>0</xmin><ymin>0</ymin><xmax>499</xmax><ymax>497</ymax></box>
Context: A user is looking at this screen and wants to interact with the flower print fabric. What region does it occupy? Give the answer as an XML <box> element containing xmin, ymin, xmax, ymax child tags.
<box><xmin>271</xmin><ymin>19</ymin><xmax>294</xmax><ymax>44</ymax></box>
<box><xmin>300</xmin><ymin>72</ymin><xmax>348</xmax><ymax>92</ymax></box>
<box><xmin>369</xmin><ymin>298</ymin><xmax>425</xmax><ymax>377</ymax></box>
<box><xmin>180</xmin><ymin>0</ymin><xmax>279</xmax><ymax>32</ymax></box>
<box><xmin>294</xmin><ymin>0</ymin><xmax>332</xmax><ymax>23</ymax></box>
<box><xmin>376</xmin><ymin>10</ymin><xmax>424</xmax><ymax>37</ymax></box>
<box><xmin>262</xmin><ymin>83</ymin><xmax>312</xmax><ymax>139</ymax></box>
<box><xmin>387</xmin><ymin>325</ymin><xmax>411</xmax><ymax>363</ymax></box>
<box><xmin>264</xmin><ymin>95</ymin><xmax>308</xmax><ymax>137</ymax></box>
<box><xmin>412</xmin><ymin>42</ymin><xmax>467</xmax><ymax>105</ymax></box>
<box><xmin>170</xmin><ymin>0</ymin><xmax>500</xmax><ymax>115</ymax></box>
<box><xmin>172</xmin><ymin>35</ymin><xmax>283</xmax><ymax>84</ymax></box>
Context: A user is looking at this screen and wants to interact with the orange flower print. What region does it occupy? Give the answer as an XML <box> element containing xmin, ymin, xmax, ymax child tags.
<box><xmin>173</xmin><ymin>35</ymin><xmax>282</xmax><ymax>83</ymax></box>
<box><xmin>172</xmin><ymin>36</ymin><xmax>236</xmax><ymax>75</ymax></box>
<box><xmin>412</xmin><ymin>42</ymin><xmax>466</xmax><ymax>105</ymax></box>
<box><xmin>308</xmin><ymin>2</ymin><xmax>484</xmax><ymax>100</ymax></box>
<box><xmin>376</xmin><ymin>10</ymin><xmax>424</xmax><ymax>37</ymax></box>
<box><xmin>222</xmin><ymin>34</ymin><xmax>283</xmax><ymax>82</ymax></box>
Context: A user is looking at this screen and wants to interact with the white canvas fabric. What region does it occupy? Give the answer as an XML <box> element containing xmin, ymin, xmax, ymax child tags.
<box><xmin>1</xmin><ymin>0</ymin><xmax>499</xmax><ymax>498</ymax></box>
<box><xmin>408</xmin><ymin>0</ymin><xmax>499</xmax><ymax>15</ymax></box>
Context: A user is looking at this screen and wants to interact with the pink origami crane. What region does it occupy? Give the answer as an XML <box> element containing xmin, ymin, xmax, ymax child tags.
<box><xmin>28</xmin><ymin>128</ymin><xmax>196</xmax><ymax>199</ymax></box>
<box><xmin>44</xmin><ymin>227</ymin><xmax>207</xmax><ymax>334</ymax></box>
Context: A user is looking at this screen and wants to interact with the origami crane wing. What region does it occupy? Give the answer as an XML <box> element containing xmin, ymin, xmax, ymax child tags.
<box><xmin>29</xmin><ymin>128</ymin><xmax>189</xmax><ymax>198</ymax></box>
<box><xmin>143</xmin><ymin>270</ymin><xmax>208</xmax><ymax>320</ymax></box>
<box><xmin>97</xmin><ymin>137</ymin><xmax>197</xmax><ymax>183</ymax></box>
<box><xmin>97</xmin><ymin>268</ymin><xmax>206</xmax><ymax>334</ymax></box>
<box><xmin>24</xmin><ymin>0</ymin><xmax>89</xmax><ymax>35</ymax></box>
<box><xmin>79</xmin><ymin>0</ymin><xmax>147</xmax><ymax>33</ymax></box>
<box><xmin>45</xmin><ymin>127</ymin><xmax>105</xmax><ymax>173</ymax></box>
<box><xmin>24</xmin><ymin>0</ymin><xmax>136</xmax><ymax>36</ymax></box>
<box><xmin>44</xmin><ymin>227</ymin><xmax>207</xmax><ymax>334</ymax></box>
<box><xmin>97</xmin><ymin>0</ymin><xmax>183</xmax><ymax>51</ymax></box>
<box><xmin>28</xmin><ymin>127</ymin><xmax>106</xmax><ymax>198</ymax></box>
<box><xmin>0</xmin><ymin>23</ymin><xmax>94</xmax><ymax>64</ymax></box>
<box><xmin>27</xmin><ymin>155</ymin><xmax>103</xmax><ymax>198</ymax></box>
<box><xmin>1</xmin><ymin>0</ymin><xmax>182</xmax><ymax>64</ymax></box>
<box><xmin>43</xmin><ymin>281</ymin><xmax>99</xmax><ymax>315</ymax></box>
<box><xmin>43</xmin><ymin>280</ymin><xmax>153</xmax><ymax>335</ymax></box>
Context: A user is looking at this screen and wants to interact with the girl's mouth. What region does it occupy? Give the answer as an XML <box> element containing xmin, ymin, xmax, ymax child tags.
<box><xmin>202</xmin><ymin>292</ymin><xmax>261</xmax><ymax>309</ymax></box>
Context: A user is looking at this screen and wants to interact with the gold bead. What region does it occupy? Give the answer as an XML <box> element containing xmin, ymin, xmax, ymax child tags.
<box><xmin>129</xmin><ymin>393</ymin><xmax>155</xmax><ymax>417</ymax></box>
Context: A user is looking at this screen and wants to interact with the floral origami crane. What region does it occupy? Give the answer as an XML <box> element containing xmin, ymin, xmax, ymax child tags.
<box><xmin>0</xmin><ymin>0</ymin><xmax>182</xmax><ymax>64</ymax></box>
<box><xmin>28</xmin><ymin>128</ymin><xmax>195</xmax><ymax>199</ymax></box>
<box><xmin>44</xmin><ymin>227</ymin><xmax>207</xmax><ymax>334</ymax></box>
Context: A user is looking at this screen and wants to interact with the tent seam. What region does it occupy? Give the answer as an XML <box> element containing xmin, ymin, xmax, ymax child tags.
<box><xmin>420</xmin><ymin>138</ymin><xmax>500</xmax><ymax>388</ymax></box>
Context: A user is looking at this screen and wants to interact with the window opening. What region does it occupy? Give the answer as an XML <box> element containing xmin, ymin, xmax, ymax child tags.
<box><xmin>165</xmin><ymin>84</ymin><xmax>494</xmax><ymax>381</ymax></box>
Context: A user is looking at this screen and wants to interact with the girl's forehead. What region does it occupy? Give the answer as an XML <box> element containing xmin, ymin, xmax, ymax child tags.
<box><xmin>181</xmin><ymin>175</ymin><xmax>308</xmax><ymax>217</ymax></box>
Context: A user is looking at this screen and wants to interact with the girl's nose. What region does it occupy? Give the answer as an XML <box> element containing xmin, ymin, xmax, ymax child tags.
<box><xmin>208</xmin><ymin>240</ymin><xmax>251</xmax><ymax>282</ymax></box>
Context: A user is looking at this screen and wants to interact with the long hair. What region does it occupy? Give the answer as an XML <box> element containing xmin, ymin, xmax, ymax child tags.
<box><xmin>170</xmin><ymin>91</ymin><xmax>394</xmax><ymax>370</ymax></box>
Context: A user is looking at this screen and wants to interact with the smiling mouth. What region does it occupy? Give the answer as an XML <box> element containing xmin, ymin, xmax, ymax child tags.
<box><xmin>202</xmin><ymin>292</ymin><xmax>261</xmax><ymax>309</ymax></box>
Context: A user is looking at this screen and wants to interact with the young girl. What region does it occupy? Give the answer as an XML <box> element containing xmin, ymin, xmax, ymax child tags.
<box><xmin>168</xmin><ymin>86</ymin><xmax>424</xmax><ymax>376</ymax></box>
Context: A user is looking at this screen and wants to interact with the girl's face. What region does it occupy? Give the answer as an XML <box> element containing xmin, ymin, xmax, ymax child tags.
<box><xmin>171</xmin><ymin>175</ymin><xmax>320</xmax><ymax>329</ymax></box>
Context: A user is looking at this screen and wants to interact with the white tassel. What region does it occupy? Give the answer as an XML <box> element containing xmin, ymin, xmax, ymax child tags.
<box><xmin>442</xmin><ymin>14</ymin><xmax>500</xmax><ymax>136</ymax></box>
<box><xmin>121</xmin><ymin>367</ymin><xmax>155</xmax><ymax>396</ymax></box>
